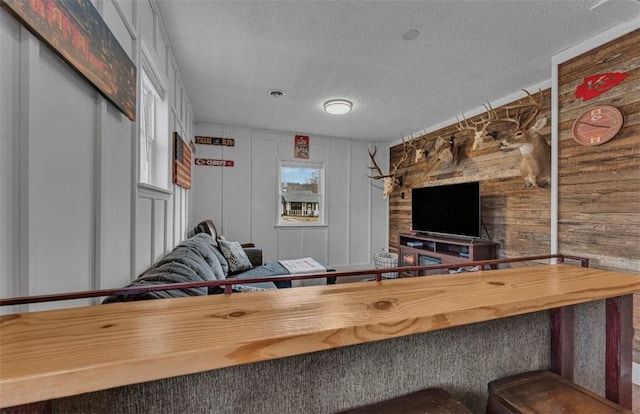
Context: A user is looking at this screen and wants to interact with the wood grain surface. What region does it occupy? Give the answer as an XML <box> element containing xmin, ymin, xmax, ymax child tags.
<box><xmin>557</xmin><ymin>28</ymin><xmax>640</xmax><ymax>367</ymax></box>
<box><xmin>558</xmin><ymin>29</ymin><xmax>639</xmax><ymax>275</ymax></box>
<box><xmin>2</xmin><ymin>264</ymin><xmax>640</xmax><ymax>408</ymax></box>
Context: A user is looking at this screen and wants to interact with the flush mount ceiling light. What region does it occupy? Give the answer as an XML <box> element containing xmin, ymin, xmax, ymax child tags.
<box><xmin>324</xmin><ymin>99</ymin><xmax>353</xmax><ymax>115</ymax></box>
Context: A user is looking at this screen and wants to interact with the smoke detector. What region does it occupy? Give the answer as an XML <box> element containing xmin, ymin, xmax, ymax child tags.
<box><xmin>268</xmin><ymin>89</ymin><xmax>285</xmax><ymax>98</ymax></box>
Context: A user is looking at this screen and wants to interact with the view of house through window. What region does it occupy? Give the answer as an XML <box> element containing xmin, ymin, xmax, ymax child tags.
<box><xmin>279</xmin><ymin>162</ymin><xmax>324</xmax><ymax>225</ymax></box>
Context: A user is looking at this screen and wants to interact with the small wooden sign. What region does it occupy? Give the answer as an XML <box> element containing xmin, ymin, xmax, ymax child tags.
<box><xmin>195</xmin><ymin>158</ymin><xmax>234</xmax><ymax>167</ymax></box>
<box><xmin>294</xmin><ymin>135</ymin><xmax>309</xmax><ymax>159</ymax></box>
<box><xmin>194</xmin><ymin>136</ymin><xmax>235</xmax><ymax>146</ymax></box>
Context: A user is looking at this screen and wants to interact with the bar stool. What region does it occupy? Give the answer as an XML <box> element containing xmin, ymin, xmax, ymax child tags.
<box><xmin>486</xmin><ymin>370</ymin><xmax>632</xmax><ymax>413</ymax></box>
<box><xmin>337</xmin><ymin>387</ymin><xmax>473</xmax><ymax>414</ymax></box>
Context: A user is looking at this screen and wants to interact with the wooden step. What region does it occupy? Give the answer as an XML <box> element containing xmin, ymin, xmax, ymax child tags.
<box><xmin>487</xmin><ymin>370</ymin><xmax>632</xmax><ymax>413</ymax></box>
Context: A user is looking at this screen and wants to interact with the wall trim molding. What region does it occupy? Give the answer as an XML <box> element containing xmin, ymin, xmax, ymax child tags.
<box><xmin>18</xmin><ymin>28</ymin><xmax>39</xmax><ymax>312</ymax></box>
<box><xmin>138</xmin><ymin>183</ymin><xmax>172</xmax><ymax>200</ymax></box>
<box><xmin>551</xmin><ymin>20</ymin><xmax>639</xmax><ymax>67</ymax></box>
<box><xmin>140</xmin><ymin>36</ymin><xmax>168</xmax><ymax>99</ymax></box>
<box><xmin>92</xmin><ymin>99</ymin><xmax>104</xmax><ymax>304</ymax></box>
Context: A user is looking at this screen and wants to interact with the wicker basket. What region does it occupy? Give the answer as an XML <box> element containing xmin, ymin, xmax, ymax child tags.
<box><xmin>373</xmin><ymin>251</ymin><xmax>399</xmax><ymax>279</ymax></box>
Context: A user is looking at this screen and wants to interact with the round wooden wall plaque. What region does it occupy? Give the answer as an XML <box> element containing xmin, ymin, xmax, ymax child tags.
<box><xmin>571</xmin><ymin>105</ymin><xmax>624</xmax><ymax>146</ymax></box>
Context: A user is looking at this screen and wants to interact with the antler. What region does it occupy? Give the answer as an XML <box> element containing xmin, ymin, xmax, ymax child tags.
<box><xmin>420</xmin><ymin>135</ymin><xmax>461</xmax><ymax>181</ymax></box>
<box><xmin>406</xmin><ymin>134</ymin><xmax>430</xmax><ymax>164</ymax></box>
<box><xmin>367</xmin><ymin>138</ymin><xmax>409</xmax><ymax>199</ymax></box>
<box><xmin>367</xmin><ymin>146</ymin><xmax>387</xmax><ymax>179</ymax></box>
<box><xmin>456</xmin><ymin>103</ymin><xmax>499</xmax><ymax>150</ymax></box>
<box><xmin>501</xmin><ymin>89</ymin><xmax>543</xmax><ymax>131</ymax></box>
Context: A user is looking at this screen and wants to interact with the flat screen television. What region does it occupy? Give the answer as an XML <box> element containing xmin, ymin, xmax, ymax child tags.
<box><xmin>411</xmin><ymin>181</ymin><xmax>481</xmax><ymax>239</ymax></box>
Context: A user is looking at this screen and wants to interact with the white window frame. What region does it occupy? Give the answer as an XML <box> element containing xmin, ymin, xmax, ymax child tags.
<box><xmin>138</xmin><ymin>37</ymin><xmax>169</xmax><ymax>192</ymax></box>
<box><xmin>277</xmin><ymin>160</ymin><xmax>325</xmax><ymax>227</ymax></box>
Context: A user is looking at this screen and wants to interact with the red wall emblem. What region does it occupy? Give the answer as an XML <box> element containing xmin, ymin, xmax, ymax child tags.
<box><xmin>575</xmin><ymin>72</ymin><xmax>627</xmax><ymax>102</ymax></box>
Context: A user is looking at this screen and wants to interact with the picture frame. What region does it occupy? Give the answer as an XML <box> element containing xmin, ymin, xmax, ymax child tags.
<box><xmin>1</xmin><ymin>0</ymin><xmax>137</xmax><ymax>121</ymax></box>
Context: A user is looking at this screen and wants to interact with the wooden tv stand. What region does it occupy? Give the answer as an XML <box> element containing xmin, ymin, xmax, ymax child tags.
<box><xmin>398</xmin><ymin>233</ymin><xmax>498</xmax><ymax>277</ymax></box>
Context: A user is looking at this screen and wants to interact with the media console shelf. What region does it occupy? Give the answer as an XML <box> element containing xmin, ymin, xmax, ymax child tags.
<box><xmin>398</xmin><ymin>233</ymin><xmax>498</xmax><ymax>277</ymax></box>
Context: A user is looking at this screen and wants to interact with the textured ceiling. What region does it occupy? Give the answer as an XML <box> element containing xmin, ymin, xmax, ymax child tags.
<box><xmin>156</xmin><ymin>0</ymin><xmax>635</xmax><ymax>142</ymax></box>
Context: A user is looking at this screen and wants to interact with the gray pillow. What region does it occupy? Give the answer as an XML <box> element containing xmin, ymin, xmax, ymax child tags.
<box><xmin>218</xmin><ymin>240</ymin><xmax>253</xmax><ymax>273</ymax></box>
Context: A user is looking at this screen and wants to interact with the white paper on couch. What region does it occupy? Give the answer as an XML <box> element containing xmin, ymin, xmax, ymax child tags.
<box><xmin>278</xmin><ymin>257</ymin><xmax>327</xmax><ymax>274</ymax></box>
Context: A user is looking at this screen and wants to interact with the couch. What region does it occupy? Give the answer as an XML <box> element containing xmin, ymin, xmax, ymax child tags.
<box><xmin>103</xmin><ymin>220</ymin><xmax>332</xmax><ymax>303</ymax></box>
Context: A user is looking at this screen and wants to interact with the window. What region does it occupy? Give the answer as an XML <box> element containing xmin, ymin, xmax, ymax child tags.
<box><xmin>278</xmin><ymin>161</ymin><xmax>324</xmax><ymax>226</ymax></box>
<box><xmin>139</xmin><ymin>38</ymin><xmax>169</xmax><ymax>190</ymax></box>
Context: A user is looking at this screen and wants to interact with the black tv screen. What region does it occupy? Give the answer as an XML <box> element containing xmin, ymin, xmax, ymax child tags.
<box><xmin>411</xmin><ymin>181</ymin><xmax>481</xmax><ymax>238</ymax></box>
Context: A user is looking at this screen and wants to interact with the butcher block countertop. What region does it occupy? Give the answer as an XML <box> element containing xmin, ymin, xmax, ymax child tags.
<box><xmin>2</xmin><ymin>264</ymin><xmax>640</xmax><ymax>408</ymax></box>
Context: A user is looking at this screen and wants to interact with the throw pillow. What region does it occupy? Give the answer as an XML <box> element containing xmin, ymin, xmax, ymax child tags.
<box><xmin>218</xmin><ymin>240</ymin><xmax>253</xmax><ymax>273</ymax></box>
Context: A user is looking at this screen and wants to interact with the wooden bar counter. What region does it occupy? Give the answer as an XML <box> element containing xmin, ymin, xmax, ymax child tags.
<box><xmin>1</xmin><ymin>264</ymin><xmax>640</xmax><ymax>409</ymax></box>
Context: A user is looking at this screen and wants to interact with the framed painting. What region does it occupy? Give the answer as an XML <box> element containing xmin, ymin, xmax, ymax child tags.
<box><xmin>1</xmin><ymin>0</ymin><xmax>136</xmax><ymax>121</ymax></box>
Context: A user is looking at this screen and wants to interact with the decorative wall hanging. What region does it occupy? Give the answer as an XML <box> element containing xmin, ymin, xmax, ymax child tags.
<box><xmin>575</xmin><ymin>72</ymin><xmax>627</xmax><ymax>102</ymax></box>
<box><xmin>425</xmin><ymin>136</ymin><xmax>461</xmax><ymax>176</ymax></box>
<box><xmin>195</xmin><ymin>158</ymin><xmax>234</xmax><ymax>167</ymax></box>
<box><xmin>173</xmin><ymin>132</ymin><xmax>191</xmax><ymax>189</ymax></box>
<box><xmin>571</xmin><ymin>105</ymin><xmax>624</xmax><ymax>146</ymax></box>
<box><xmin>368</xmin><ymin>141</ymin><xmax>409</xmax><ymax>199</ymax></box>
<box><xmin>294</xmin><ymin>135</ymin><xmax>309</xmax><ymax>159</ymax></box>
<box><xmin>456</xmin><ymin>105</ymin><xmax>499</xmax><ymax>151</ymax></box>
<box><xmin>1</xmin><ymin>0</ymin><xmax>136</xmax><ymax>121</ymax></box>
<box><xmin>194</xmin><ymin>136</ymin><xmax>235</xmax><ymax>146</ymax></box>
<box><xmin>499</xmin><ymin>93</ymin><xmax>551</xmax><ymax>188</ymax></box>
<box><xmin>406</xmin><ymin>136</ymin><xmax>429</xmax><ymax>164</ymax></box>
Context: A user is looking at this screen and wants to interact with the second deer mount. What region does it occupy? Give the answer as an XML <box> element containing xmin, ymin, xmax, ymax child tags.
<box><xmin>455</xmin><ymin>89</ymin><xmax>551</xmax><ymax>188</ymax></box>
<box><xmin>496</xmin><ymin>90</ymin><xmax>551</xmax><ymax>188</ymax></box>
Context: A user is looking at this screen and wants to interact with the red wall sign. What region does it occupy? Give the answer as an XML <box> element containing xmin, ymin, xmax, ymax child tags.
<box><xmin>195</xmin><ymin>158</ymin><xmax>234</xmax><ymax>167</ymax></box>
<box><xmin>294</xmin><ymin>135</ymin><xmax>309</xmax><ymax>159</ymax></box>
<box><xmin>575</xmin><ymin>72</ymin><xmax>627</xmax><ymax>102</ymax></box>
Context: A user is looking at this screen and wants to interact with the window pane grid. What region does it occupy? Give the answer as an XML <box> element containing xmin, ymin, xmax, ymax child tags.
<box><xmin>279</xmin><ymin>162</ymin><xmax>324</xmax><ymax>226</ymax></box>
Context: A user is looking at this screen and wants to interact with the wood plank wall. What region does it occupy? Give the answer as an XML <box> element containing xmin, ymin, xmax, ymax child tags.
<box><xmin>557</xmin><ymin>29</ymin><xmax>640</xmax><ymax>361</ymax></box>
<box><xmin>389</xmin><ymin>89</ymin><xmax>552</xmax><ymax>261</ymax></box>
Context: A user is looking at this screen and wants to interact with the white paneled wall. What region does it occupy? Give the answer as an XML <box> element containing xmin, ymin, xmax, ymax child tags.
<box><xmin>192</xmin><ymin>124</ymin><xmax>389</xmax><ymax>270</ymax></box>
<box><xmin>28</xmin><ymin>43</ymin><xmax>96</xmax><ymax>311</ymax></box>
<box><xmin>0</xmin><ymin>11</ymin><xmax>20</xmax><ymax>315</ymax></box>
<box><xmin>327</xmin><ymin>142</ymin><xmax>352</xmax><ymax>266</ymax></box>
<box><xmin>0</xmin><ymin>0</ymin><xmax>194</xmax><ymax>312</ymax></box>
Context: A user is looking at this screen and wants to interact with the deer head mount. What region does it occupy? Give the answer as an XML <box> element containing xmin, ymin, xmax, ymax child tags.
<box><xmin>498</xmin><ymin>89</ymin><xmax>551</xmax><ymax>188</ymax></box>
<box><xmin>456</xmin><ymin>104</ymin><xmax>500</xmax><ymax>151</ymax></box>
<box><xmin>368</xmin><ymin>142</ymin><xmax>408</xmax><ymax>199</ymax></box>
<box><xmin>433</xmin><ymin>135</ymin><xmax>461</xmax><ymax>165</ymax></box>
<box><xmin>422</xmin><ymin>135</ymin><xmax>461</xmax><ymax>179</ymax></box>
<box><xmin>406</xmin><ymin>135</ymin><xmax>430</xmax><ymax>164</ymax></box>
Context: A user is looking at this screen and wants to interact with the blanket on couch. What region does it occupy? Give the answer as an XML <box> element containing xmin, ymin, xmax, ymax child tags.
<box><xmin>103</xmin><ymin>233</ymin><xmax>278</xmax><ymax>303</ymax></box>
